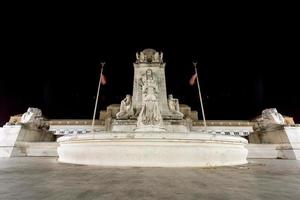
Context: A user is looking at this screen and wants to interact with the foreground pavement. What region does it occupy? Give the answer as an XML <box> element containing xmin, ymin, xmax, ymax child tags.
<box><xmin>0</xmin><ymin>158</ymin><xmax>299</xmax><ymax>200</ymax></box>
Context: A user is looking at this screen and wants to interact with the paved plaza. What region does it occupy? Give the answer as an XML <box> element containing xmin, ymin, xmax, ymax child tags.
<box><xmin>0</xmin><ymin>158</ymin><xmax>299</xmax><ymax>200</ymax></box>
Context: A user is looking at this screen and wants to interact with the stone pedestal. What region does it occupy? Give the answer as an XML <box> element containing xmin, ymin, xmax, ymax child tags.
<box><xmin>0</xmin><ymin>125</ymin><xmax>55</xmax><ymax>157</ymax></box>
<box><xmin>249</xmin><ymin>125</ymin><xmax>300</xmax><ymax>160</ymax></box>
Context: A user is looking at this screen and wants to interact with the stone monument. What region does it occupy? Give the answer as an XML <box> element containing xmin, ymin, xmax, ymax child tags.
<box><xmin>57</xmin><ymin>49</ymin><xmax>249</xmax><ymax>167</ymax></box>
<box><xmin>115</xmin><ymin>49</ymin><xmax>184</xmax><ymax>132</ymax></box>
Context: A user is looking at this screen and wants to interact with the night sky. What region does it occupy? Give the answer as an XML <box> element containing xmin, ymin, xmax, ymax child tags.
<box><xmin>1</xmin><ymin>7</ymin><xmax>298</xmax><ymax>125</ymax></box>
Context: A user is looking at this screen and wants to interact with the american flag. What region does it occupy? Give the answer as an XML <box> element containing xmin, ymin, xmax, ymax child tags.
<box><xmin>189</xmin><ymin>73</ymin><xmax>197</xmax><ymax>86</ymax></box>
<box><xmin>100</xmin><ymin>74</ymin><xmax>107</xmax><ymax>85</ymax></box>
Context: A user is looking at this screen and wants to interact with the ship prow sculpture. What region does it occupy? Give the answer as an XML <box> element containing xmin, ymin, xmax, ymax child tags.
<box><xmin>57</xmin><ymin>49</ymin><xmax>249</xmax><ymax>167</ymax></box>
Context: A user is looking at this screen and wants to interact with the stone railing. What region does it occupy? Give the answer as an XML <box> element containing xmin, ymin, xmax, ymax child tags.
<box><xmin>48</xmin><ymin>119</ymin><xmax>104</xmax><ymax>126</ymax></box>
<box><xmin>193</xmin><ymin>120</ymin><xmax>255</xmax><ymax>126</ymax></box>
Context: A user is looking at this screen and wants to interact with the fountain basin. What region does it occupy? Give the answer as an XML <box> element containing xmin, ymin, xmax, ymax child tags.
<box><xmin>57</xmin><ymin>132</ymin><xmax>248</xmax><ymax>167</ymax></box>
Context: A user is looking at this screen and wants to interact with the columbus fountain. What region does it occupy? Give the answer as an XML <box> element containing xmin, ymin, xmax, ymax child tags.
<box><xmin>57</xmin><ymin>49</ymin><xmax>248</xmax><ymax>167</ymax></box>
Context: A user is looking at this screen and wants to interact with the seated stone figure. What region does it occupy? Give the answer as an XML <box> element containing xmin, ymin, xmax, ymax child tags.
<box><xmin>168</xmin><ymin>94</ymin><xmax>184</xmax><ymax>118</ymax></box>
<box><xmin>116</xmin><ymin>95</ymin><xmax>132</xmax><ymax>119</ymax></box>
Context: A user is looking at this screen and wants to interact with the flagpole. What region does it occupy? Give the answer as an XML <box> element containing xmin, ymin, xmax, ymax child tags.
<box><xmin>193</xmin><ymin>62</ymin><xmax>207</xmax><ymax>131</ymax></box>
<box><xmin>92</xmin><ymin>62</ymin><xmax>105</xmax><ymax>130</ymax></box>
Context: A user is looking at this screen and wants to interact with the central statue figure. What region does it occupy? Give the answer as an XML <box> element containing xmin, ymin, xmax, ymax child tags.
<box><xmin>137</xmin><ymin>69</ymin><xmax>163</xmax><ymax>128</ymax></box>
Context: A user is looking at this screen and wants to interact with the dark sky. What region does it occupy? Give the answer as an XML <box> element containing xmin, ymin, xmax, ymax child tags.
<box><xmin>0</xmin><ymin>6</ymin><xmax>299</xmax><ymax>125</ymax></box>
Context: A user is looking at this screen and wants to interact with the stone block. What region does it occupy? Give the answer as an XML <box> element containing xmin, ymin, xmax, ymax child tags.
<box><xmin>0</xmin><ymin>125</ymin><xmax>55</xmax><ymax>157</ymax></box>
